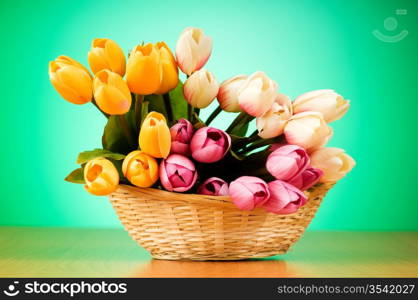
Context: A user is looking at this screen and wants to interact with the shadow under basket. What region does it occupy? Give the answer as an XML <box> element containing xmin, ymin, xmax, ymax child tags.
<box><xmin>109</xmin><ymin>182</ymin><xmax>334</xmax><ymax>261</ymax></box>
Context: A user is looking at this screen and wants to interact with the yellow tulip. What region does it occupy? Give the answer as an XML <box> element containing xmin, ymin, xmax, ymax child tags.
<box><xmin>139</xmin><ymin>112</ymin><xmax>171</xmax><ymax>158</ymax></box>
<box><xmin>88</xmin><ymin>38</ymin><xmax>126</xmax><ymax>76</ymax></box>
<box><xmin>49</xmin><ymin>55</ymin><xmax>93</xmax><ymax>104</ymax></box>
<box><xmin>122</xmin><ymin>150</ymin><xmax>158</xmax><ymax>187</ymax></box>
<box><xmin>155</xmin><ymin>42</ymin><xmax>179</xmax><ymax>94</ymax></box>
<box><xmin>126</xmin><ymin>43</ymin><xmax>162</xmax><ymax>95</ymax></box>
<box><xmin>93</xmin><ymin>70</ymin><xmax>131</xmax><ymax>115</ymax></box>
<box><xmin>84</xmin><ymin>158</ymin><xmax>119</xmax><ymax>196</ymax></box>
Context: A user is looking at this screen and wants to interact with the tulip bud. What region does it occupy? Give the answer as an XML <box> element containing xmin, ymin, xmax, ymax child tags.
<box><xmin>287</xmin><ymin>167</ymin><xmax>323</xmax><ymax>191</ymax></box>
<box><xmin>284</xmin><ymin>112</ymin><xmax>333</xmax><ymax>151</ymax></box>
<box><xmin>139</xmin><ymin>112</ymin><xmax>171</xmax><ymax>158</ymax></box>
<box><xmin>126</xmin><ymin>43</ymin><xmax>162</xmax><ymax>95</ymax></box>
<box><xmin>88</xmin><ymin>38</ymin><xmax>126</xmax><ymax>76</ymax></box>
<box><xmin>266</xmin><ymin>145</ymin><xmax>310</xmax><ymax>181</ymax></box>
<box><xmin>154</xmin><ymin>42</ymin><xmax>179</xmax><ymax>94</ymax></box>
<box><xmin>170</xmin><ymin>118</ymin><xmax>194</xmax><ymax>155</ymax></box>
<box><xmin>264</xmin><ymin>180</ymin><xmax>307</xmax><ymax>215</ymax></box>
<box><xmin>190</xmin><ymin>127</ymin><xmax>231</xmax><ymax>163</ymax></box>
<box><xmin>256</xmin><ymin>93</ymin><xmax>292</xmax><ymax>139</ymax></box>
<box><xmin>49</xmin><ymin>55</ymin><xmax>93</xmax><ymax>104</ymax></box>
<box><xmin>84</xmin><ymin>158</ymin><xmax>119</xmax><ymax>196</ymax></box>
<box><xmin>159</xmin><ymin>154</ymin><xmax>198</xmax><ymax>192</ymax></box>
<box><xmin>176</xmin><ymin>27</ymin><xmax>212</xmax><ymax>76</ymax></box>
<box><xmin>93</xmin><ymin>70</ymin><xmax>131</xmax><ymax>115</ymax></box>
<box><xmin>217</xmin><ymin>75</ymin><xmax>247</xmax><ymax>112</ymax></box>
<box><xmin>183</xmin><ymin>69</ymin><xmax>219</xmax><ymax>108</ymax></box>
<box><xmin>237</xmin><ymin>71</ymin><xmax>278</xmax><ymax>117</ymax></box>
<box><xmin>229</xmin><ymin>176</ymin><xmax>270</xmax><ymax>211</ymax></box>
<box><xmin>197</xmin><ymin>177</ymin><xmax>229</xmax><ymax>196</ymax></box>
<box><xmin>122</xmin><ymin>150</ymin><xmax>159</xmax><ymax>188</ymax></box>
<box><xmin>310</xmin><ymin>147</ymin><xmax>355</xmax><ymax>182</ymax></box>
<box><xmin>293</xmin><ymin>89</ymin><xmax>350</xmax><ymax>123</ymax></box>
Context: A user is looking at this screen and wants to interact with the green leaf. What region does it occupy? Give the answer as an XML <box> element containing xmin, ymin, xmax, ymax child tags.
<box><xmin>168</xmin><ymin>81</ymin><xmax>188</xmax><ymax>121</ymax></box>
<box><xmin>77</xmin><ymin>149</ymin><xmax>126</xmax><ymax>164</ymax></box>
<box><xmin>102</xmin><ymin>115</ymin><xmax>138</xmax><ymax>155</ymax></box>
<box><xmin>147</xmin><ymin>94</ymin><xmax>167</xmax><ymax>116</ymax></box>
<box><xmin>230</xmin><ymin>122</ymin><xmax>249</xmax><ymax>136</ymax></box>
<box><xmin>64</xmin><ymin>168</ymin><xmax>85</xmax><ymax>184</ymax></box>
<box><xmin>140</xmin><ymin>101</ymin><xmax>149</xmax><ymax>127</ymax></box>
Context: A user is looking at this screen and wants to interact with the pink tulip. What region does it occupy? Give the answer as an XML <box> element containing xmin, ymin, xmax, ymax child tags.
<box><xmin>197</xmin><ymin>177</ymin><xmax>229</xmax><ymax>196</ymax></box>
<box><xmin>170</xmin><ymin>118</ymin><xmax>194</xmax><ymax>155</ymax></box>
<box><xmin>229</xmin><ymin>176</ymin><xmax>270</xmax><ymax>211</ymax></box>
<box><xmin>287</xmin><ymin>167</ymin><xmax>323</xmax><ymax>191</ymax></box>
<box><xmin>266</xmin><ymin>145</ymin><xmax>310</xmax><ymax>181</ymax></box>
<box><xmin>159</xmin><ymin>154</ymin><xmax>198</xmax><ymax>192</ymax></box>
<box><xmin>264</xmin><ymin>180</ymin><xmax>307</xmax><ymax>214</ymax></box>
<box><xmin>190</xmin><ymin>127</ymin><xmax>231</xmax><ymax>163</ymax></box>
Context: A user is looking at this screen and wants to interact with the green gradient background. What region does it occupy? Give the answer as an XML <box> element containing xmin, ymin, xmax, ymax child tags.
<box><xmin>0</xmin><ymin>0</ymin><xmax>417</xmax><ymax>230</ymax></box>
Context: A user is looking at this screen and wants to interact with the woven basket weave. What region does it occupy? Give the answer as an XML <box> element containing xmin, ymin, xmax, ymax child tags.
<box><xmin>109</xmin><ymin>182</ymin><xmax>334</xmax><ymax>261</ymax></box>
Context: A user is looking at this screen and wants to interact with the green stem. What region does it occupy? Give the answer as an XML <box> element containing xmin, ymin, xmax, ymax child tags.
<box><xmin>226</xmin><ymin>112</ymin><xmax>254</xmax><ymax>133</ymax></box>
<box><xmin>206</xmin><ymin>106</ymin><xmax>222</xmax><ymax>126</ymax></box>
<box><xmin>91</xmin><ymin>99</ymin><xmax>109</xmax><ymax>118</ymax></box>
<box><xmin>163</xmin><ymin>93</ymin><xmax>174</xmax><ymax>124</ymax></box>
<box><xmin>117</xmin><ymin>115</ymin><xmax>135</xmax><ymax>149</ymax></box>
<box><xmin>239</xmin><ymin>138</ymin><xmax>276</xmax><ymax>154</ymax></box>
<box><xmin>134</xmin><ymin>94</ymin><xmax>143</xmax><ymax>132</ymax></box>
<box><xmin>187</xmin><ymin>104</ymin><xmax>194</xmax><ymax>123</ymax></box>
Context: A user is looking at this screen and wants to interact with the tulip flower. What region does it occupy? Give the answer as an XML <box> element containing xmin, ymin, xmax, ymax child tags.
<box><xmin>256</xmin><ymin>93</ymin><xmax>293</xmax><ymax>138</ymax></box>
<box><xmin>84</xmin><ymin>158</ymin><xmax>119</xmax><ymax>196</ymax></box>
<box><xmin>49</xmin><ymin>55</ymin><xmax>92</xmax><ymax>104</ymax></box>
<box><xmin>183</xmin><ymin>69</ymin><xmax>219</xmax><ymax>108</ymax></box>
<box><xmin>126</xmin><ymin>43</ymin><xmax>162</xmax><ymax>95</ymax></box>
<box><xmin>217</xmin><ymin>75</ymin><xmax>247</xmax><ymax>112</ymax></box>
<box><xmin>293</xmin><ymin>89</ymin><xmax>350</xmax><ymax>123</ymax></box>
<box><xmin>88</xmin><ymin>38</ymin><xmax>126</xmax><ymax>76</ymax></box>
<box><xmin>237</xmin><ymin>71</ymin><xmax>278</xmax><ymax>117</ymax></box>
<box><xmin>93</xmin><ymin>70</ymin><xmax>131</xmax><ymax>115</ymax></box>
<box><xmin>310</xmin><ymin>147</ymin><xmax>355</xmax><ymax>182</ymax></box>
<box><xmin>266</xmin><ymin>145</ymin><xmax>310</xmax><ymax>181</ymax></box>
<box><xmin>190</xmin><ymin>127</ymin><xmax>231</xmax><ymax>163</ymax></box>
<box><xmin>176</xmin><ymin>27</ymin><xmax>212</xmax><ymax>76</ymax></box>
<box><xmin>170</xmin><ymin>118</ymin><xmax>194</xmax><ymax>155</ymax></box>
<box><xmin>264</xmin><ymin>180</ymin><xmax>307</xmax><ymax>215</ymax></box>
<box><xmin>284</xmin><ymin>112</ymin><xmax>333</xmax><ymax>151</ymax></box>
<box><xmin>197</xmin><ymin>177</ymin><xmax>229</xmax><ymax>196</ymax></box>
<box><xmin>155</xmin><ymin>42</ymin><xmax>179</xmax><ymax>94</ymax></box>
<box><xmin>287</xmin><ymin>167</ymin><xmax>323</xmax><ymax>191</ymax></box>
<box><xmin>229</xmin><ymin>176</ymin><xmax>270</xmax><ymax>211</ymax></box>
<box><xmin>159</xmin><ymin>154</ymin><xmax>198</xmax><ymax>192</ymax></box>
<box><xmin>139</xmin><ymin>112</ymin><xmax>171</xmax><ymax>158</ymax></box>
<box><xmin>122</xmin><ymin>150</ymin><xmax>159</xmax><ymax>188</ymax></box>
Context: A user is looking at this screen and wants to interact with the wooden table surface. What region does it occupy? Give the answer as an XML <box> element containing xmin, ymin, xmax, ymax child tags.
<box><xmin>0</xmin><ymin>227</ymin><xmax>417</xmax><ymax>278</ymax></box>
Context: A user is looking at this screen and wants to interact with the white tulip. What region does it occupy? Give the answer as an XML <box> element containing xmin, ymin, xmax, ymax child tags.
<box><xmin>310</xmin><ymin>147</ymin><xmax>355</xmax><ymax>182</ymax></box>
<box><xmin>293</xmin><ymin>89</ymin><xmax>350</xmax><ymax>123</ymax></box>
<box><xmin>183</xmin><ymin>69</ymin><xmax>219</xmax><ymax>108</ymax></box>
<box><xmin>217</xmin><ymin>75</ymin><xmax>248</xmax><ymax>112</ymax></box>
<box><xmin>175</xmin><ymin>27</ymin><xmax>212</xmax><ymax>76</ymax></box>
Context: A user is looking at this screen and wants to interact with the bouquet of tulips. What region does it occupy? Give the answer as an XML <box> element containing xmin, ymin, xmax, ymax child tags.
<box><xmin>49</xmin><ymin>27</ymin><xmax>355</xmax><ymax>215</ymax></box>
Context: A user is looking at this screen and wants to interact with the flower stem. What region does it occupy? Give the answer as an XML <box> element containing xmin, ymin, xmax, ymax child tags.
<box><xmin>91</xmin><ymin>99</ymin><xmax>109</xmax><ymax>118</ymax></box>
<box><xmin>239</xmin><ymin>137</ymin><xmax>276</xmax><ymax>154</ymax></box>
<box><xmin>187</xmin><ymin>104</ymin><xmax>194</xmax><ymax>123</ymax></box>
<box><xmin>206</xmin><ymin>106</ymin><xmax>222</xmax><ymax>125</ymax></box>
<box><xmin>226</xmin><ymin>112</ymin><xmax>254</xmax><ymax>133</ymax></box>
<box><xmin>134</xmin><ymin>94</ymin><xmax>143</xmax><ymax>131</ymax></box>
<box><xmin>163</xmin><ymin>93</ymin><xmax>174</xmax><ymax>124</ymax></box>
<box><xmin>117</xmin><ymin>115</ymin><xmax>135</xmax><ymax>149</ymax></box>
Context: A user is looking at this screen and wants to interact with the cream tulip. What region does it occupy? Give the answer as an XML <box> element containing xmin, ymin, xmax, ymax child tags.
<box><xmin>217</xmin><ymin>75</ymin><xmax>247</xmax><ymax>112</ymax></box>
<box><xmin>175</xmin><ymin>27</ymin><xmax>212</xmax><ymax>75</ymax></box>
<box><xmin>310</xmin><ymin>147</ymin><xmax>355</xmax><ymax>182</ymax></box>
<box><xmin>183</xmin><ymin>69</ymin><xmax>219</xmax><ymax>108</ymax></box>
<box><xmin>293</xmin><ymin>89</ymin><xmax>350</xmax><ymax>123</ymax></box>
<box><xmin>256</xmin><ymin>93</ymin><xmax>292</xmax><ymax>138</ymax></box>
<box><xmin>237</xmin><ymin>71</ymin><xmax>278</xmax><ymax>117</ymax></box>
<box><xmin>284</xmin><ymin>112</ymin><xmax>333</xmax><ymax>151</ymax></box>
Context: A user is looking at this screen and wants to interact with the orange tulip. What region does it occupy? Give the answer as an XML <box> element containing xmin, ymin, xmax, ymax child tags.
<box><xmin>84</xmin><ymin>158</ymin><xmax>119</xmax><ymax>196</ymax></box>
<box><xmin>49</xmin><ymin>55</ymin><xmax>92</xmax><ymax>104</ymax></box>
<box><xmin>139</xmin><ymin>112</ymin><xmax>171</xmax><ymax>158</ymax></box>
<box><xmin>122</xmin><ymin>150</ymin><xmax>159</xmax><ymax>187</ymax></box>
<box><xmin>155</xmin><ymin>42</ymin><xmax>179</xmax><ymax>94</ymax></box>
<box><xmin>93</xmin><ymin>70</ymin><xmax>131</xmax><ymax>115</ymax></box>
<box><xmin>126</xmin><ymin>43</ymin><xmax>162</xmax><ymax>95</ymax></box>
<box><xmin>88</xmin><ymin>38</ymin><xmax>126</xmax><ymax>76</ymax></box>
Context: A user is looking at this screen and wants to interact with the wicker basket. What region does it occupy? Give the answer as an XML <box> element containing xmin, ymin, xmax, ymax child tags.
<box><xmin>109</xmin><ymin>182</ymin><xmax>334</xmax><ymax>261</ymax></box>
